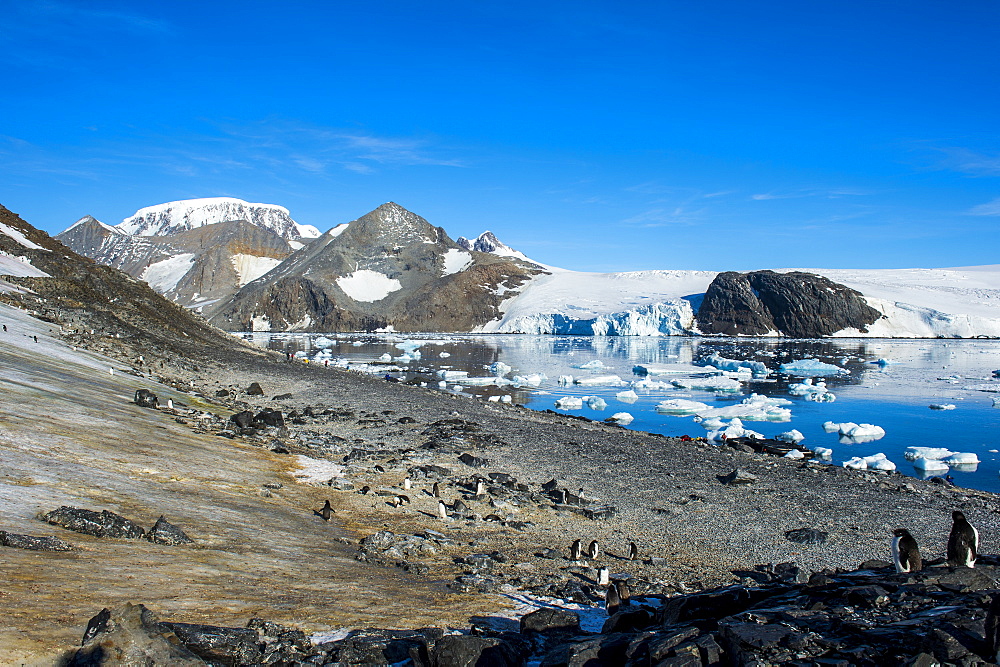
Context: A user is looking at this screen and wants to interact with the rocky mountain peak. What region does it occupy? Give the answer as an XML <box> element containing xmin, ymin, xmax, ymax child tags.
<box><xmin>457</xmin><ymin>230</ymin><xmax>532</xmax><ymax>262</ymax></box>
<box><xmin>338</xmin><ymin>202</ymin><xmax>447</xmax><ymax>248</ymax></box>
<box><xmin>117</xmin><ymin>197</ymin><xmax>320</xmax><ymax>240</ymax></box>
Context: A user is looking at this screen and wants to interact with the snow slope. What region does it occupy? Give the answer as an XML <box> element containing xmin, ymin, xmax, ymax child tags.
<box><xmin>481</xmin><ymin>265</ymin><xmax>1000</xmax><ymax>338</ymax></box>
<box><xmin>118</xmin><ymin>197</ymin><xmax>321</xmax><ymax>240</ymax></box>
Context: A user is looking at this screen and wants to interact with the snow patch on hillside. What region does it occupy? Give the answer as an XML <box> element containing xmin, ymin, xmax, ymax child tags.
<box><xmin>0</xmin><ymin>222</ymin><xmax>46</xmax><ymax>251</ymax></box>
<box><xmin>336</xmin><ymin>270</ymin><xmax>402</xmax><ymax>302</ymax></box>
<box><xmin>140</xmin><ymin>253</ymin><xmax>195</xmax><ymax>292</ymax></box>
<box><xmin>441</xmin><ymin>249</ymin><xmax>472</xmax><ymax>276</ymax></box>
<box><xmin>0</xmin><ymin>250</ymin><xmax>51</xmax><ymax>278</ymax></box>
<box><xmin>232</xmin><ymin>254</ymin><xmax>283</xmax><ymax>287</ymax></box>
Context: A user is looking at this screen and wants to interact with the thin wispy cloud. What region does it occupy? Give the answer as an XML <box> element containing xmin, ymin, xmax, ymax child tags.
<box><xmin>932</xmin><ymin>147</ymin><xmax>1000</xmax><ymax>177</ymax></box>
<box><xmin>751</xmin><ymin>188</ymin><xmax>868</xmax><ymax>201</ymax></box>
<box><xmin>968</xmin><ymin>198</ymin><xmax>1000</xmax><ymax>216</ymax></box>
<box><xmin>621</xmin><ymin>206</ymin><xmax>705</xmax><ymax>227</ymax></box>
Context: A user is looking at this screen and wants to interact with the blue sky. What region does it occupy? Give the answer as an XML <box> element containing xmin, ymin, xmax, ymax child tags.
<box><xmin>2</xmin><ymin>1</ymin><xmax>998</xmax><ymax>271</ymax></box>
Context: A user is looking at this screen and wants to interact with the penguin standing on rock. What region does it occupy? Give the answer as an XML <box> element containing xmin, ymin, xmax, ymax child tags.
<box><xmin>570</xmin><ymin>539</ymin><xmax>583</xmax><ymax>561</ymax></box>
<box><xmin>890</xmin><ymin>528</ymin><xmax>921</xmax><ymax>573</ymax></box>
<box><xmin>316</xmin><ymin>500</ymin><xmax>333</xmax><ymax>521</ymax></box>
<box><xmin>948</xmin><ymin>510</ymin><xmax>978</xmax><ymax>568</ymax></box>
<box><xmin>588</xmin><ymin>540</ymin><xmax>600</xmax><ymax>560</ymax></box>
<box><xmin>628</xmin><ymin>542</ymin><xmax>639</xmax><ymax>561</ymax></box>
<box><xmin>605</xmin><ymin>582</ymin><xmax>621</xmax><ymax>616</ymax></box>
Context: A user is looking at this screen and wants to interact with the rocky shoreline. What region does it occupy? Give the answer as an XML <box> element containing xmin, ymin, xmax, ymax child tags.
<box><xmin>38</xmin><ymin>330</ymin><xmax>1000</xmax><ymax>665</ymax></box>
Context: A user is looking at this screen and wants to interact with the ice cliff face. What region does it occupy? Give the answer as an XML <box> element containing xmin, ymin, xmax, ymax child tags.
<box><xmin>118</xmin><ymin>197</ymin><xmax>320</xmax><ymax>240</ymax></box>
<box><xmin>495</xmin><ymin>301</ymin><xmax>696</xmax><ymax>336</ymax></box>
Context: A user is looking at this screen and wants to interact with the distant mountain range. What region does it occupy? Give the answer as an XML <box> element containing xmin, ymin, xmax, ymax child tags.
<box><xmin>51</xmin><ymin>197</ymin><xmax>1000</xmax><ymax>337</ymax></box>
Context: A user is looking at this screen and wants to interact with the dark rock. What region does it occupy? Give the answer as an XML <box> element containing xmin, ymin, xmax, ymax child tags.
<box><xmin>253</xmin><ymin>408</ymin><xmax>285</xmax><ymax>428</ymax></box>
<box><xmin>601</xmin><ymin>608</ymin><xmax>655</xmax><ymax>634</ymax></box>
<box><xmin>69</xmin><ymin>603</ymin><xmax>203</xmax><ymax>665</ymax></box>
<box><xmin>41</xmin><ymin>506</ymin><xmax>145</xmax><ymax>539</ymax></box>
<box><xmin>785</xmin><ymin>527</ymin><xmax>828</xmax><ymax>545</ymax></box>
<box><xmin>327</xmin><ymin>628</ymin><xmax>443</xmax><ymax>665</ymax></box>
<box><xmin>133</xmin><ymin>388</ymin><xmax>159</xmax><ymax>408</ymax></box>
<box><xmin>229</xmin><ymin>410</ymin><xmax>254</xmax><ymax>429</ymax></box>
<box><xmin>718</xmin><ymin>469</ymin><xmax>757</xmax><ymax>485</ymax></box>
<box><xmin>432</xmin><ymin>634</ymin><xmax>524</xmax><ymax>667</ymax></box>
<box><xmin>520</xmin><ymin>607</ymin><xmax>581</xmax><ymax>634</ymax></box>
<box><xmin>146</xmin><ymin>516</ymin><xmax>193</xmax><ymax>545</ymax></box>
<box><xmin>0</xmin><ymin>529</ymin><xmax>75</xmax><ymax>551</ymax></box>
<box><xmin>539</xmin><ymin>634</ymin><xmax>632</xmax><ymax>667</ymax></box>
<box><xmin>215</xmin><ymin>389</ymin><xmax>230</xmax><ymax>397</ymax></box>
<box><xmin>696</xmin><ymin>269</ymin><xmax>882</xmax><ymax>337</ymax></box>
<box><xmin>272</xmin><ymin>392</ymin><xmax>293</xmax><ymax>400</ymax></box>
<box><xmin>459</xmin><ymin>452</ymin><xmax>489</xmax><ymax>468</ymax></box>
<box><xmin>246</xmin><ymin>382</ymin><xmax>264</xmax><ymax>395</ymax></box>
<box><xmin>646</xmin><ymin>627</ymin><xmax>701</xmax><ymax>661</ymax></box>
<box><xmin>160</xmin><ymin>621</ymin><xmax>262</xmax><ymax>664</ymax></box>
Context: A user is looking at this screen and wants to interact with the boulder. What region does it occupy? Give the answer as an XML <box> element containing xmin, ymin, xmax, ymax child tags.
<box><xmin>68</xmin><ymin>604</ymin><xmax>203</xmax><ymax>665</ymax></box>
<box><xmin>133</xmin><ymin>389</ymin><xmax>159</xmax><ymax>408</ymax></box>
<box><xmin>520</xmin><ymin>607</ymin><xmax>581</xmax><ymax>634</ymax></box>
<box><xmin>146</xmin><ymin>516</ymin><xmax>193</xmax><ymax>545</ymax></box>
<box><xmin>0</xmin><ymin>529</ymin><xmax>75</xmax><ymax>551</ymax></box>
<box><xmin>41</xmin><ymin>506</ymin><xmax>145</xmax><ymax>539</ymax></box>
<box><xmin>159</xmin><ymin>622</ymin><xmax>262</xmax><ymax>664</ymax></box>
<box><xmin>229</xmin><ymin>410</ymin><xmax>254</xmax><ymax>429</ymax></box>
<box><xmin>253</xmin><ymin>408</ymin><xmax>285</xmax><ymax>428</ymax></box>
<box><xmin>459</xmin><ymin>453</ymin><xmax>489</xmax><ymax>468</ymax></box>
<box><xmin>718</xmin><ymin>469</ymin><xmax>757</xmax><ymax>485</ymax></box>
<box><xmin>246</xmin><ymin>382</ymin><xmax>264</xmax><ymax>396</ymax></box>
<box><xmin>432</xmin><ymin>634</ymin><xmax>524</xmax><ymax>666</ymax></box>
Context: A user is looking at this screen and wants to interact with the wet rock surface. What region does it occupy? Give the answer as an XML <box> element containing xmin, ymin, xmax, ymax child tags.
<box><xmin>41</xmin><ymin>506</ymin><xmax>146</xmax><ymax>540</ymax></box>
<box><xmin>0</xmin><ymin>529</ymin><xmax>75</xmax><ymax>551</ymax></box>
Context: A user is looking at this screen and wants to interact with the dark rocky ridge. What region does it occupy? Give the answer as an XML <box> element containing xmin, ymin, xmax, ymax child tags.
<box><xmin>696</xmin><ymin>269</ymin><xmax>883</xmax><ymax>337</ymax></box>
<box><xmin>210</xmin><ymin>202</ymin><xmax>545</xmax><ymax>332</ymax></box>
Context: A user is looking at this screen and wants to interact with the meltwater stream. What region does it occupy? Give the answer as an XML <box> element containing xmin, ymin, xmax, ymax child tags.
<box><xmin>243</xmin><ymin>333</ymin><xmax>1000</xmax><ymax>494</ymax></box>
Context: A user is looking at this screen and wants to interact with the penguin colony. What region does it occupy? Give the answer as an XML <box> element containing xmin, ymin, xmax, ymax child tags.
<box><xmin>891</xmin><ymin>510</ymin><xmax>979</xmax><ymax>573</ymax></box>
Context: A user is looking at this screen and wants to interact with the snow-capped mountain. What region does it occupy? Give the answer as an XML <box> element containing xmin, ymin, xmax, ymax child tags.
<box><xmin>118</xmin><ymin>197</ymin><xmax>320</xmax><ymax>241</ymax></box>
<box><xmin>210</xmin><ymin>202</ymin><xmax>546</xmax><ymax>332</ymax></box>
<box><xmin>56</xmin><ymin>198</ymin><xmax>319</xmax><ymax>316</ymax></box>
<box><xmin>457</xmin><ymin>231</ymin><xmax>533</xmax><ymax>262</ymax></box>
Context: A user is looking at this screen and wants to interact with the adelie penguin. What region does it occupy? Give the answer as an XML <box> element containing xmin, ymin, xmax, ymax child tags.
<box><xmin>315</xmin><ymin>500</ymin><xmax>333</xmax><ymax>521</ymax></box>
<box><xmin>432</xmin><ymin>482</ymin><xmax>441</xmax><ymax>498</ymax></box>
<box><xmin>628</xmin><ymin>542</ymin><xmax>639</xmax><ymax>561</ymax></box>
<box><xmin>947</xmin><ymin>510</ymin><xmax>979</xmax><ymax>568</ymax></box>
<box><xmin>605</xmin><ymin>581</ymin><xmax>621</xmax><ymax>617</ymax></box>
<box><xmin>587</xmin><ymin>540</ymin><xmax>600</xmax><ymax>560</ymax></box>
<box><xmin>890</xmin><ymin>528</ymin><xmax>921</xmax><ymax>573</ymax></box>
<box><xmin>570</xmin><ymin>539</ymin><xmax>583</xmax><ymax>561</ymax></box>
<box><xmin>437</xmin><ymin>500</ymin><xmax>448</xmax><ymax>520</ymax></box>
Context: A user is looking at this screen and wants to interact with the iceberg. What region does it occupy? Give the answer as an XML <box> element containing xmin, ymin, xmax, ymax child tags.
<box><xmin>904</xmin><ymin>446</ymin><xmax>954</xmax><ymax>462</ymax></box>
<box><xmin>379</xmin><ymin>353</ymin><xmax>392</xmax><ymax>361</ymax></box>
<box><xmin>439</xmin><ymin>351</ymin><xmax>451</xmax><ymax>357</ymax></box>
<box><xmin>607</xmin><ymin>412</ymin><xmax>634</xmax><ymax>424</ymax></box>
<box><xmin>942</xmin><ymin>452</ymin><xmax>980</xmax><ymax>465</ymax></box>
<box><xmin>512</xmin><ymin>373</ymin><xmax>546</xmax><ymax>387</ymax></box>
<box><xmin>671</xmin><ymin>376</ymin><xmax>742</xmax><ymax>393</ymax></box>
<box><xmin>575</xmin><ymin>360</ymin><xmax>605</xmax><ymax>370</ymax></box>
<box><xmin>437</xmin><ymin>369</ymin><xmax>469</xmax><ymax>380</ymax></box>
<box><xmin>555</xmin><ymin>396</ymin><xmax>584</xmax><ymax>410</ymax></box>
<box><xmin>788</xmin><ymin>378</ymin><xmax>836</xmax><ymax>402</ymax></box>
<box><xmin>699</xmin><ymin>354</ymin><xmax>769</xmax><ymax>377</ymax></box>
<box><xmin>586</xmin><ymin>396</ymin><xmax>608</xmax><ymax>410</ymax></box>
<box><xmin>574</xmin><ymin>375</ymin><xmax>626</xmax><ymax>386</ymax></box>
<box><xmin>964</xmin><ymin>384</ymin><xmax>1000</xmax><ymax>392</ymax></box>
<box><xmin>489</xmin><ymin>361</ymin><xmax>512</xmax><ymax>377</ymax></box>
<box><xmin>616</xmin><ymin>390</ymin><xmax>639</xmax><ymax>403</ymax></box>
<box><xmin>314</xmin><ymin>336</ymin><xmax>335</xmax><ymax>348</ymax></box>
<box><xmin>843</xmin><ymin>453</ymin><xmax>896</xmax><ymax>471</ymax></box>
<box><xmin>776</xmin><ymin>429</ymin><xmax>805</xmax><ymax>443</ymax></box>
<box><xmin>812</xmin><ymin>447</ymin><xmax>833</xmax><ymax>459</ymax></box>
<box><xmin>631</xmin><ymin>378</ymin><xmax>673</xmax><ymax>390</ymax></box>
<box><xmin>460</xmin><ymin>376</ymin><xmax>513</xmax><ymax>386</ymax></box>
<box><xmin>913</xmin><ymin>457</ymin><xmax>949</xmax><ymax>472</ymax></box>
<box><xmin>705</xmin><ymin>418</ymin><xmax>764</xmax><ymax>443</ymax></box>
<box><xmin>655</xmin><ymin>399</ymin><xmax>711</xmax><ymax>416</ymax></box>
<box><xmin>784</xmin><ymin>450</ymin><xmax>805</xmax><ymax>459</ymax></box>
<box><xmin>632</xmin><ymin>363</ymin><xmax>703</xmax><ymax>376</ymax></box>
<box><xmin>779</xmin><ymin>359</ymin><xmax>846</xmax><ymax>376</ymax></box>
<box><xmin>557</xmin><ymin>375</ymin><xmax>574</xmax><ymax>385</ymax></box>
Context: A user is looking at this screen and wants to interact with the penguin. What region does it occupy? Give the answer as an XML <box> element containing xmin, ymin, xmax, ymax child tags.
<box><xmin>570</xmin><ymin>539</ymin><xmax>583</xmax><ymax>561</ymax></box>
<box><xmin>432</xmin><ymin>481</ymin><xmax>441</xmax><ymax>498</ymax></box>
<box><xmin>437</xmin><ymin>499</ymin><xmax>448</xmax><ymax>520</ymax></box>
<box><xmin>890</xmin><ymin>528</ymin><xmax>921</xmax><ymax>573</ymax></box>
<box><xmin>475</xmin><ymin>479</ymin><xmax>486</xmax><ymax>497</ymax></box>
<box><xmin>985</xmin><ymin>593</ymin><xmax>1000</xmax><ymax>663</ymax></box>
<box><xmin>597</xmin><ymin>566</ymin><xmax>610</xmax><ymax>586</ymax></box>
<box><xmin>588</xmin><ymin>540</ymin><xmax>600</xmax><ymax>560</ymax></box>
<box><xmin>948</xmin><ymin>510</ymin><xmax>978</xmax><ymax>567</ymax></box>
<box><xmin>605</xmin><ymin>581</ymin><xmax>621</xmax><ymax>616</ymax></box>
<box><xmin>317</xmin><ymin>500</ymin><xmax>333</xmax><ymax>521</ymax></box>
<box><xmin>628</xmin><ymin>542</ymin><xmax>639</xmax><ymax>561</ymax></box>
<box><xmin>614</xmin><ymin>579</ymin><xmax>630</xmax><ymax>604</ymax></box>
<box><xmin>453</xmin><ymin>499</ymin><xmax>469</xmax><ymax>514</ymax></box>
<box><xmin>402</xmin><ymin>477</ymin><xmax>412</xmax><ymax>490</ymax></box>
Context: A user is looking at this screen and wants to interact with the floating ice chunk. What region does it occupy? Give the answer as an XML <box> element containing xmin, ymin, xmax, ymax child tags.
<box><xmin>512</xmin><ymin>373</ymin><xmax>546</xmax><ymax>387</ymax></box>
<box><xmin>812</xmin><ymin>447</ymin><xmax>833</xmax><ymax>459</ymax></box>
<box><xmin>616</xmin><ymin>390</ymin><xmax>639</xmax><ymax>403</ymax></box>
<box><xmin>438</xmin><ymin>380</ymin><xmax>448</xmax><ymax>388</ymax></box>
<box><xmin>943</xmin><ymin>452</ymin><xmax>980</xmax><ymax>465</ymax></box>
<box><xmin>487</xmin><ymin>395</ymin><xmax>501</xmax><ymax>402</ymax></box>
<box><xmin>872</xmin><ymin>358</ymin><xmax>894</xmax><ymax>366</ymax></box>
<box><xmin>699</xmin><ymin>354</ymin><xmax>769</xmax><ymax>376</ymax></box>
<box><xmin>843</xmin><ymin>457</ymin><xmax>867</xmax><ymax>470</ymax></box>
<box><xmin>779</xmin><ymin>359</ymin><xmax>846</xmax><ymax>376</ymax></box>
<box><xmin>655</xmin><ymin>399</ymin><xmax>711</xmax><ymax>415</ymax></box>
<box><xmin>576</xmin><ymin>360</ymin><xmax>605</xmax><ymax>370</ymax></box>
<box><xmin>671</xmin><ymin>376</ymin><xmax>742</xmax><ymax>393</ymax></box>
<box><xmin>439</xmin><ymin>352</ymin><xmax>451</xmax><ymax>358</ymax></box>
<box><xmin>586</xmin><ymin>396</ymin><xmax>608</xmax><ymax>410</ymax></box>
<box><xmin>705</xmin><ymin>418</ymin><xmax>763</xmax><ymax>442</ymax></box>
<box><xmin>631</xmin><ymin>378</ymin><xmax>673</xmax><ymax>390</ymax></box>
<box><xmin>698</xmin><ymin>417</ymin><xmax>726</xmax><ymax>431</ymax></box>
<box><xmin>460</xmin><ymin>376</ymin><xmax>513</xmax><ymax>386</ymax></box>
<box><xmin>822</xmin><ymin>421</ymin><xmax>841</xmax><ymax>433</ymax></box>
<box><xmin>696</xmin><ymin>402</ymin><xmax>791</xmax><ymax>422</ymax></box>
<box><xmin>575</xmin><ymin>375</ymin><xmax>625</xmax><ymax>387</ymax></box>
<box><xmin>555</xmin><ymin>396</ymin><xmax>584</xmax><ymax>410</ymax></box>
<box><xmin>558</xmin><ymin>375</ymin><xmax>574</xmax><ymax>385</ymax></box>
<box><xmin>776</xmin><ymin>429</ymin><xmax>805</xmax><ymax>443</ymax></box>
<box><xmin>314</xmin><ymin>336</ymin><xmax>335</xmax><ymax>348</ymax></box>
<box><xmin>632</xmin><ymin>363</ymin><xmax>702</xmax><ymax>376</ymax></box>
<box><xmin>904</xmin><ymin>447</ymin><xmax>954</xmax><ymax>461</ymax></box>
<box><xmin>490</xmin><ymin>361</ymin><xmax>512</xmax><ymax>377</ymax></box>
<box><xmin>864</xmin><ymin>453</ymin><xmax>896</xmax><ymax>471</ymax></box>
<box><xmin>929</xmin><ymin>403</ymin><xmax>956</xmax><ymax>410</ymax></box>
<box><xmin>379</xmin><ymin>353</ymin><xmax>392</xmax><ymax>361</ymax></box>
<box><xmin>352</xmin><ymin>341</ymin><xmax>364</xmax><ymax>346</ymax></box>
<box><xmin>742</xmin><ymin>393</ymin><xmax>792</xmax><ymax>407</ymax></box>
<box><xmin>913</xmin><ymin>458</ymin><xmax>949</xmax><ymax>472</ymax></box>
<box><xmin>437</xmin><ymin>369</ymin><xmax>469</xmax><ymax>380</ymax></box>
<box><xmin>393</xmin><ymin>353</ymin><xmax>416</xmax><ymax>363</ymax></box>
<box><xmin>607</xmin><ymin>412</ymin><xmax>634</xmax><ymax>424</ymax></box>
<box><xmin>784</xmin><ymin>450</ymin><xmax>805</xmax><ymax>459</ymax></box>
<box><xmin>805</xmin><ymin>391</ymin><xmax>836</xmax><ymax>403</ymax></box>
<box><xmin>501</xmin><ymin>395</ymin><xmax>512</xmax><ymax>404</ymax></box>
<box><xmin>395</xmin><ymin>340</ymin><xmax>423</xmax><ymax>352</ymax></box>
<box><xmin>965</xmin><ymin>384</ymin><xmax>1000</xmax><ymax>392</ymax></box>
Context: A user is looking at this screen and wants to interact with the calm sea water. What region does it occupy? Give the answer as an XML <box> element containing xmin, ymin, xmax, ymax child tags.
<box><xmin>244</xmin><ymin>333</ymin><xmax>1000</xmax><ymax>493</ymax></box>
